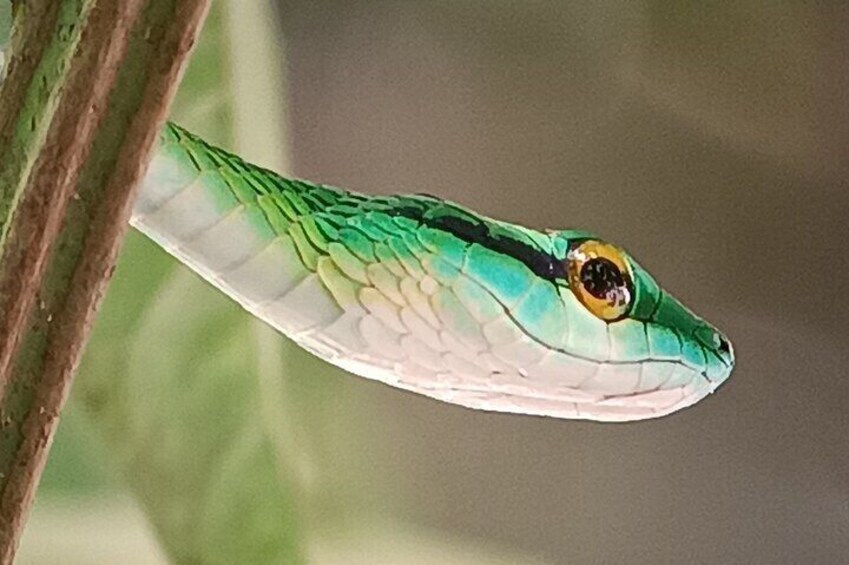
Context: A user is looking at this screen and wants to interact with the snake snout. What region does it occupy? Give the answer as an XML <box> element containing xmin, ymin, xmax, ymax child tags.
<box><xmin>716</xmin><ymin>333</ymin><xmax>734</xmax><ymax>367</ymax></box>
<box><xmin>695</xmin><ymin>326</ymin><xmax>735</xmax><ymax>380</ymax></box>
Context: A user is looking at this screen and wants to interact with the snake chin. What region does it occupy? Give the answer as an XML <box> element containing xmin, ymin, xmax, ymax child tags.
<box><xmin>331</xmin><ymin>353</ymin><xmax>732</xmax><ymax>423</ymax></box>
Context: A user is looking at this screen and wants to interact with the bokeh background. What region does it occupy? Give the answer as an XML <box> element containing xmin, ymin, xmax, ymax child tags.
<box><xmin>6</xmin><ymin>1</ymin><xmax>848</xmax><ymax>563</ymax></box>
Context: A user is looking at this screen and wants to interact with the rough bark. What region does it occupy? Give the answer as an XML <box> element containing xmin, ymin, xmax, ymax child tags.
<box><xmin>0</xmin><ymin>1</ymin><xmax>209</xmax><ymax>560</ymax></box>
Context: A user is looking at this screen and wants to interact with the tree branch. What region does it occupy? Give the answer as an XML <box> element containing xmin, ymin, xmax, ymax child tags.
<box><xmin>0</xmin><ymin>1</ymin><xmax>93</xmax><ymax>245</ymax></box>
<box><xmin>0</xmin><ymin>1</ymin><xmax>209</xmax><ymax>559</ymax></box>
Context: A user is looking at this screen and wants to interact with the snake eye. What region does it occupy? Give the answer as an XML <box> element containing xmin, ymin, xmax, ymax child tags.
<box><xmin>566</xmin><ymin>240</ymin><xmax>633</xmax><ymax>321</ymax></box>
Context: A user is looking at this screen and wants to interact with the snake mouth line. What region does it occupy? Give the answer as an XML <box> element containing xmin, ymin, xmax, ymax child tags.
<box><xmin>496</xmin><ymin>293</ymin><xmax>715</xmax><ymax>374</ymax></box>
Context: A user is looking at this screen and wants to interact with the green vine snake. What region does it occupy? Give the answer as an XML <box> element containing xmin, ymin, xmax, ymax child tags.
<box><xmin>131</xmin><ymin>123</ymin><xmax>734</xmax><ymax>422</ymax></box>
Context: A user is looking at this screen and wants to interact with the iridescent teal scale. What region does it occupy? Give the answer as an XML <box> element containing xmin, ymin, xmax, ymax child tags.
<box><xmin>131</xmin><ymin>123</ymin><xmax>734</xmax><ymax>422</ymax></box>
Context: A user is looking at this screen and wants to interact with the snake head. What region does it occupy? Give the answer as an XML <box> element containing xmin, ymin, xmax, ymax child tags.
<box><xmin>541</xmin><ymin>232</ymin><xmax>735</xmax><ymax>421</ymax></box>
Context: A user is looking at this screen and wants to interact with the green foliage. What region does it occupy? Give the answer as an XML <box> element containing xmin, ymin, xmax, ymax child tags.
<box><xmin>77</xmin><ymin>261</ymin><xmax>304</xmax><ymax>563</ymax></box>
<box><xmin>0</xmin><ymin>3</ymin><xmax>9</xmax><ymax>45</ymax></box>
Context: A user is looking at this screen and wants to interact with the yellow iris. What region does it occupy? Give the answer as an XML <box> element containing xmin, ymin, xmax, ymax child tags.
<box><xmin>566</xmin><ymin>240</ymin><xmax>634</xmax><ymax>322</ymax></box>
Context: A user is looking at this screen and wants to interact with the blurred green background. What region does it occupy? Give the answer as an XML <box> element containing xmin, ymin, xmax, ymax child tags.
<box><xmin>5</xmin><ymin>1</ymin><xmax>849</xmax><ymax>563</ymax></box>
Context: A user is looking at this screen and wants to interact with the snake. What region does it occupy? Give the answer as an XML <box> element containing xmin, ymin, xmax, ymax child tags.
<box><xmin>131</xmin><ymin>123</ymin><xmax>734</xmax><ymax>422</ymax></box>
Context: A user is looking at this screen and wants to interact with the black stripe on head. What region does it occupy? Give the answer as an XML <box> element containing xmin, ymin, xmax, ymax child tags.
<box><xmin>391</xmin><ymin>201</ymin><xmax>565</xmax><ymax>282</ymax></box>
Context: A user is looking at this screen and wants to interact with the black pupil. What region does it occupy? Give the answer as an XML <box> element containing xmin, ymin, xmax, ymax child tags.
<box><xmin>580</xmin><ymin>258</ymin><xmax>626</xmax><ymax>302</ymax></box>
